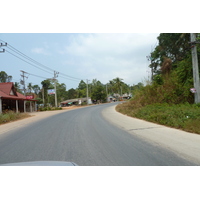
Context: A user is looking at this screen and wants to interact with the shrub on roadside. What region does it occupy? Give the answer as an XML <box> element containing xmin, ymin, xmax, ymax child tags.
<box><xmin>39</xmin><ymin>107</ymin><xmax>62</xmax><ymax>111</ymax></box>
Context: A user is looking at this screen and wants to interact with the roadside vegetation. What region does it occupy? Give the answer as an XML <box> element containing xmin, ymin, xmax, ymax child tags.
<box><xmin>1</xmin><ymin>70</ymin><xmax>133</xmax><ymax>107</ymax></box>
<box><xmin>38</xmin><ymin>107</ymin><xmax>62</xmax><ymax>112</ymax></box>
<box><xmin>116</xmin><ymin>102</ymin><xmax>200</xmax><ymax>134</ymax></box>
<box><xmin>117</xmin><ymin>33</ymin><xmax>200</xmax><ymax>134</ymax></box>
<box><xmin>0</xmin><ymin>111</ymin><xmax>31</xmax><ymax>125</ymax></box>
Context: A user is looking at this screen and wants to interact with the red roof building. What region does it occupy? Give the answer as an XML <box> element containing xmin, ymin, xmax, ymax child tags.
<box><xmin>0</xmin><ymin>82</ymin><xmax>37</xmax><ymax>113</ymax></box>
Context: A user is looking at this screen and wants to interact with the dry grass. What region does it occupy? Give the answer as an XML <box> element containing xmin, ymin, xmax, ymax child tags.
<box><xmin>0</xmin><ymin>111</ymin><xmax>31</xmax><ymax>125</ymax></box>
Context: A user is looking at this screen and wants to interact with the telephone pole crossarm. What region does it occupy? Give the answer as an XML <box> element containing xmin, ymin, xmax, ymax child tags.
<box><xmin>0</xmin><ymin>49</ymin><xmax>5</xmax><ymax>53</ymax></box>
<box><xmin>0</xmin><ymin>42</ymin><xmax>7</xmax><ymax>53</ymax></box>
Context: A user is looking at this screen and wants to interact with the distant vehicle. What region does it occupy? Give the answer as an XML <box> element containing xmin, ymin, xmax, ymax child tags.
<box><xmin>1</xmin><ymin>161</ymin><xmax>78</xmax><ymax>166</ymax></box>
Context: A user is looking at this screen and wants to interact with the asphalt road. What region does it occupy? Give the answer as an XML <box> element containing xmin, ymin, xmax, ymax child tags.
<box><xmin>0</xmin><ymin>103</ymin><xmax>197</xmax><ymax>166</ymax></box>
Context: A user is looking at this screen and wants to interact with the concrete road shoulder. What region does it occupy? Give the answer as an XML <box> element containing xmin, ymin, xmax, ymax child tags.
<box><xmin>102</xmin><ymin>104</ymin><xmax>200</xmax><ymax>165</ymax></box>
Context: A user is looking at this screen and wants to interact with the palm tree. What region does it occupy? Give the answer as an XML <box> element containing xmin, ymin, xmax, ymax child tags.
<box><xmin>108</xmin><ymin>80</ymin><xmax>115</xmax><ymax>94</ymax></box>
<box><xmin>14</xmin><ymin>82</ymin><xmax>22</xmax><ymax>92</ymax></box>
<box><xmin>27</xmin><ymin>83</ymin><xmax>33</xmax><ymax>94</ymax></box>
<box><xmin>113</xmin><ymin>77</ymin><xmax>124</xmax><ymax>95</ymax></box>
<box><xmin>32</xmin><ymin>85</ymin><xmax>40</xmax><ymax>95</ymax></box>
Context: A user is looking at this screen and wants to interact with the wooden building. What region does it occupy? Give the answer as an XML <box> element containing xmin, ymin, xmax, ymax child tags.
<box><xmin>0</xmin><ymin>82</ymin><xmax>37</xmax><ymax>113</ymax></box>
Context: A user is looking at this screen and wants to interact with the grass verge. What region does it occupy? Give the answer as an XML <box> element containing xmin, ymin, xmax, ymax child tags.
<box><xmin>0</xmin><ymin>111</ymin><xmax>31</xmax><ymax>125</ymax></box>
<box><xmin>116</xmin><ymin>102</ymin><xmax>200</xmax><ymax>134</ymax></box>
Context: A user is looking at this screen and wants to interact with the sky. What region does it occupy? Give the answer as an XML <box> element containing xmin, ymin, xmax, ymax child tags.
<box><xmin>1</xmin><ymin>0</ymin><xmax>199</xmax><ymax>199</ymax></box>
<box><xmin>0</xmin><ymin>33</ymin><xmax>159</xmax><ymax>90</ymax></box>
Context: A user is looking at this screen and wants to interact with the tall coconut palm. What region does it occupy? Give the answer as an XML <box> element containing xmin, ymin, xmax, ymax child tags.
<box><xmin>27</xmin><ymin>83</ymin><xmax>33</xmax><ymax>94</ymax></box>
<box><xmin>14</xmin><ymin>82</ymin><xmax>21</xmax><ymax>92</ymax></box>
<box><xmin>32</xmin><ymin>85</ymin><xmax>40</xmax><ymax>95</ymax></box>
<box><xmin>108</xmin><ymin>80</ymin><xmax>115</xmax><ymax>94</ymax></box>
<box><xmin>113</xmin><ymin>77</ymin><xmax>124</xmax><ymax>95</ymax></box>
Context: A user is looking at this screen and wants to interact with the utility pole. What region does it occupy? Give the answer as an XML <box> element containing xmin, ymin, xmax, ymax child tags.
<box><xmin>54</xmin><ymin>71</ymin><xmax>59</xmax><ymax>107</ymax></box>
<box><xmin>48</xmin><ymin>71</ymin><xmax>59</xmax><ymax>107</ymax></box>
<box><xmin>106</xmin><ymin>84</ymin><xmax>108</xmax><ymax>102</ymax></box>
<box><xmin>146</xmin><ymin>55</ymin><xmax>153</xmax><ymax>81</ymax></box>
<box><xmin>20</xmin><ymin>70</ymin><xmax>28</xmax><ymax>113</ymax></box>
<box><xmin>20</xmin><ymin>70</ymin><xmax>28</xmax><ymax>96</ymax></box>
<box><xmin>190</xmin><ymin>33</ymin><xmax>200</xmax><ymax>103</ymax></box>
<box><xmin>42</xmin><ymin>87</ymin><xmax>45</xmax><ymax>105</ymax></box>
<box><xmin>86</xmin><ymin>79</ymin><xmax>89</xmax><ymax>105</ymax></box>
<box><xmin>0</xmin><ymin>42</ymin><xmax>7</xmax><ymax>53</ymax></box>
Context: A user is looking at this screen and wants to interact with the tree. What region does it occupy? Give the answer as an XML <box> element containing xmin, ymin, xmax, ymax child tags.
<box><xmin>56</xmin><ymin>83</ymin><xmax>68</xmax><ymax>104</ymax></box>
<box><xmin>112</xmin><ymin>77</ymin><xmax>124</xmax><ymax>94</ymax></box>
<box><xmin>0</xmin><ymin>71</ymin><xmax>12</xmax><ymax>82</ymax></box>
<box><xmin>131</xmin><ymin>82</ymin><xmax>144</xmax><ymax>95</ymax></box>
<box><xmin>14</xmin><ymin>82</ymin><xmax>22</xmax><ymax>92</ymax></box>
<box><xmin>41</xmin><ymin>79</ymin><xmax>53</xmax><ymax>106</ymax></box>
<box><xmin>67</xmin><ymin>88</ymin><xmax>77</xmax><ymax>99</ymax></box>
<box><xmin>89</xmin><ymin>79</ymin><xmax>103</xmax><ymax>96</ymax></box>
<box><xmin>138</xmin><ymin>33</ymin><xmax>197</xmax><ymax>104</ymax></box>
<box><xmin>27</xmin><ymin>83</ymin><xmax>33</xmax><ymax>94</ymax></box>
<box><xmin>91</xmin><ymin>85</ymin><xmax>106</xmax><ymax>102</ymax></box>
<box><xmin>41</xmin><ymin>79</ymin><xmax>52</xmax><ymax>89</ymax></box>
<box><xmin>77</xmin><ymin>80</ymin><xmax>87</xmax><ymax>98</ymax></box>
<box><xmin>78</xmin><ymin>80</ymin><xmax>86</xmax><ymax>90</ymax></box>
<box><xmin>107</xmin><ymin>80</ymin><xmax>115</xmax><ymax>94</ymax></box>
<box><xmin>150</xmin><ymin>33</ymin><xmax>191</xmax><ymax>75</ymax></box>
<box><xmin>32</xmin><ymin>85</ymin><xmax>40</xmax><ymax>95</ymax></box>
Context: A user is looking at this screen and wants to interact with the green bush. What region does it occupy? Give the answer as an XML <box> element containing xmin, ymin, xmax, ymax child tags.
<box><xmin>39</xmin><ymin>107</ymin><xmax>62</xmax><ymax>111</ymax></box>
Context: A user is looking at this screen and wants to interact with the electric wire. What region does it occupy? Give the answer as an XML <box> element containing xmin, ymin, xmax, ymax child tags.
<box><xmin>58</xmin><ymin>75</ymin><xmax>80</xmax><ymax>82</ymax></box>
<box><xmin>6</xmin><ymin>45</ymin><xmax>54</xmax><ymax>72</ymax></box>
<box><xmin>0</xmin><ymin>39</ymin><xmax>83</xmax><ymax>81</ymax></box>
<box><xmin>5</xmin><ymin>49</ymin><xmax>53</xmax><ymax>75</ymax></box>
<box><xmin>28</xmin><ymin>73</ymin><xmax>50</xmax><ymax>80</ymax></box>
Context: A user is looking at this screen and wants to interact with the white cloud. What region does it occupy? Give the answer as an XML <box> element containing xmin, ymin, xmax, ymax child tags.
<box><xmin>59</xmin><ymin>33</ymin><xmax>159</xmax><ymax>85</ymax></box>
<box><xmin>31</xmin><ymin>46</ymin><xmax>50</xmax><ymax>55</ymax></box>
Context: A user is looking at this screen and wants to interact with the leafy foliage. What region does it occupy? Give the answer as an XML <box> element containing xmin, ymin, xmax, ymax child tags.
<box><xmin>150</xmin><ymin>33</ymin><xmax>191</xmax><ymax>74</ymax></box>
<box><xmin>0</xmin><ymin>71</ymin><xmax>12</xmax><ymax>82</ymax></box>
<box><xmin>117</xmin><ymin>33</ymin><xmax>200</xmax><ymax>134</ymax></box>
<box><xmin>91</xmin><ymin>85</ymin><xmax>106</xmax><ymax>102</ymax></box>
<box><xmin>136</xmin><ymin>33</ymin><xmax>197</xmax><ymax>105</ymax></box>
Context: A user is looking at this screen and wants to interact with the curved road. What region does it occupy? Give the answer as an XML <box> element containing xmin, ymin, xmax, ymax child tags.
<box><xmin>0</xmin><ymin>103</ymin><xmax>197</xmax><ymax>166</ymax></box>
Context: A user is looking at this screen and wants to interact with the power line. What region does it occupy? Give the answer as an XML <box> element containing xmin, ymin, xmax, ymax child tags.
<box><xmin>25</xmin><ymin>71</ymin><xmax>80</xmax><ymax>85</ymax></box>
<box><xmin>28</xmin><ymin>72</ymin><xmax>50</xmax><ymax>80</ymax></box>
<box><xmin>59</xmin><ymin>72</ymin><xmax>82</xmax><ymax>81</ymax></box>
<box><xmin>59</xmin><ymin>75</ymin><xmax>80</xmax><ymax>82</ymax></box>
<box><xmin>5</xmin><ymin>49</ymin><xmax>53</xmax><ymax>75</ymax></box>
<box><xmin>0</xmin><ymin>39</ymin><xmax>83</xmax><ymax>81</ymax></box>
<box><xmin>6</xmin><ymin>45</ymin><xmax>54</xmax><ymax>72</ymax></box>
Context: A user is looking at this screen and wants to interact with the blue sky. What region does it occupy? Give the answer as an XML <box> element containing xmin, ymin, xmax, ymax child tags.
<box><xmin>0</xmin><ymin>33</ymin><xmax>159</xmax><ymax>90</ymax></box>
<box><xmin>1</xmin><ymin>0</ymin><xmax>197</xmax><ymax>198</ymax></box>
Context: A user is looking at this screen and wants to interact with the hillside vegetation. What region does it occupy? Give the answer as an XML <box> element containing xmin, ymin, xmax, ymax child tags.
<box><xmin>116</xmin><ymin>33</ymin><xmax>200</xmax><ymax>134</ymax></box>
